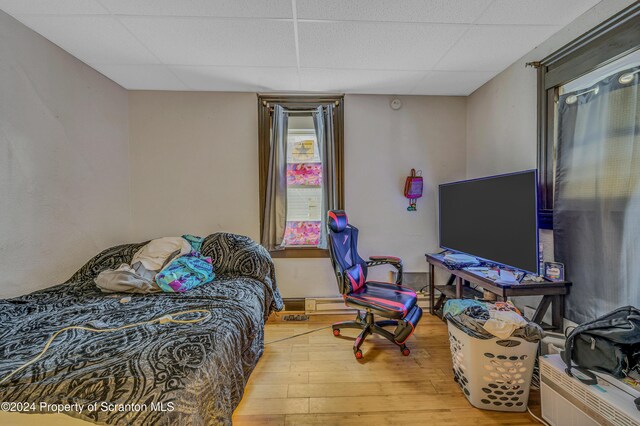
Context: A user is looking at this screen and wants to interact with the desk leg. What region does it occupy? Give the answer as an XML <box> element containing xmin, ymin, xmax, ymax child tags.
<box><xmin>429</xmin><ymin>263</ymin><xmax>435</xmax><ymax>315</ymax></box>
<box><xmin>532</xmin><ymin>295</ymin><xmax>552</xmax><ymax>326</ymax></box>
<box><xmin>456</xmin><ymin>277</ymin><xmax>463</xmax><ymax>299</ymax></box>
<box><xmin>552</xmin><ymin>295</ymin><xmax>565</xmax><ymax>332</ymax></box>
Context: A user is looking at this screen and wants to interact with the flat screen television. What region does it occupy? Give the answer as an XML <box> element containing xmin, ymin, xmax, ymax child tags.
<box><xmin>438</xmin><ymin>170</ymin><xmax>539</xmax><ymax>274</ymax></box>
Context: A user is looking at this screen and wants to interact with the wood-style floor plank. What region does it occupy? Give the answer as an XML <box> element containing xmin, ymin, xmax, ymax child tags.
<box><xmin>232</xmin><ymin>312</ymin><xmax>542</xmax><ymax>425</ymax></box>
<box><xmin>283</xmin><ymin>409</ymin><xmax>539</xmax><ymax>426</ymax></box>
<box><xmin>234</xmin><ymin>397</ymin><xmax>309</xmax><ymax>416</ymax></box>
<box><xmin>287</xmin><ymin>380</ymin><xmax>439</xmax><ymax>398</ymax></box>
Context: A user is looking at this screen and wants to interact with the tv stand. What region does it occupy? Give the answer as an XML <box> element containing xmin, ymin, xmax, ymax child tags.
<box><xmin>425</xmin><ymin>253</ymin><xmax>572</xmax><ymax>332</ymax></box>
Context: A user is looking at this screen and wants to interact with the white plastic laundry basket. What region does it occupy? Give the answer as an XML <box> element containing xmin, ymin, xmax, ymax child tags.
<box><xmin>447</xmin><ymin>319</ymin><xmax>539</xmax><ymax>412</ymax></box>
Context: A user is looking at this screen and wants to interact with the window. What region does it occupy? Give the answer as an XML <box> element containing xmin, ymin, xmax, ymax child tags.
<box><xmin>285</xmin><ymin>115</ymin><xmax>323</xmax><ymax>247</ymax></box>
<box><xmin>534</xmin><ymin>3</ymin><xmax>640</xmax><ymax>228</ymax></box>
<box><xmin>258</xmin><ymin>95</ymin><xmax>344</xmax><ymax>258</ymax></box>
<box><xmin>534</xmin><ymin>3</ymin><xmax>640</xmax><ymax>323</ymax></box>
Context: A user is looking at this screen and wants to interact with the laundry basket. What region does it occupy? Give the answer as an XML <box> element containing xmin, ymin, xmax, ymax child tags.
<box><xmin>447</xmin><ymin>317</ymin><xmax>539</xmax><ymax>412</ymax></box>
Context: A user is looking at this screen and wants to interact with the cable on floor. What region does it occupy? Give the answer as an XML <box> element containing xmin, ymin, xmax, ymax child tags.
<box><xmin>0</xmin><ymin>309</ymin><xmax>211</xmax><ymax>385</ymax></box>
<box><xmin>527</xmin><ymin>406</ymin><xmax>550</xmax><ymax>426</ymax></box>
<box><xmin>264</xmin><ymin>325</ymin><xmax>332</xmax><ymax>345</ymax></box>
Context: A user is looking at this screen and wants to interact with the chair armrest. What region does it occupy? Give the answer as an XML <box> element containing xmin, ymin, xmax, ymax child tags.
<box><xmin>368</xmin><ymin>256</ymin><xmax>402</xmax><ymax>264</ymax></box>
<box><xmin>366</xmin><ymin>256</ymin><xmax>403</xmax><ymax>284</ymax></box>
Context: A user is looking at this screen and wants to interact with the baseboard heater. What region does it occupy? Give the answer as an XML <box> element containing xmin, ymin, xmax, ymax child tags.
<box><xmin>303</xmin><ymin>294</ymin><xmax>429</xmax><ymax>315</ymax></box>
<box><xmin>540</xmin><ymin>354</ymin><xmax>640</xmax><ymax>426</ymax></box>
<box><xmin>282</xmin><ymin>272</ymin><xmax>430</xmax><ymax>315</ymax></box>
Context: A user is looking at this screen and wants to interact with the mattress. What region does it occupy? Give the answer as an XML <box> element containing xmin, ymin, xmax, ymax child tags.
<box><xmin>0</xmin><ymin>233</ymin><xmax>283</xmax><ymax>425</ymax></box>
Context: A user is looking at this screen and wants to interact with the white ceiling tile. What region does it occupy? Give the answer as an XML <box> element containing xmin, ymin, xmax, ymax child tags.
<box><xmin>412</xmin><ymin>71</ymin><xmax>497</xmax><ymax>95</ymax></box>
<box><xmin>2</xmin><ymin>0</ymin><xmax>611</xmax><ymax>94</ymax></box>
<box><xmin>0</xmin><ymin>0</ymin><xmax>107</xmax><ymax>15</ymax></box>
<box><xmin>100</xmin><ymin>0</ymin><xmax>292</xmax><ymax>18</ymax></box>
<box><xmin>297</xmin><ymin>0</ymin><xmax>492</xmax><ymax>23</ymax></box>
<box><xmin>435</xmin><ymin>25</ymin><xmax>561</xmax><ymax>72</ymax></box>
<box><xmin>17</xmin><ymin>16</ymin><xmax>159</xmax><ymax>64</ymax></box>
<box><xmin>476</xmin><ymin>0</ymin><xmax>601</xmax><ymax>26</ymax></box>
<box><xmin>299</xmin><ymin>68</ymin><xmax>425</xmax><ymax>94</ymax></box>
<box><xmin>298</xmin><ymin>21</ymin><xmax>466</xmax><ymax>70</ymax></box>
<box><xmin>120</xmin><ymin>17</ymin><xmax>297</xmax><ymax>67</ymax></box>
<box><xmin>171</xmin><ymin>66</ymin><xmax>299</xmax><ymax>91</ymax></box>
<box><xmin>90</xmin><ymin>64</ymin><xmax>188</xmax><ymax>90</ymax></box>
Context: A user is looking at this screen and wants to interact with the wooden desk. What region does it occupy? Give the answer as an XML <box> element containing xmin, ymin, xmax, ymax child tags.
<box><xmin>426</xmin><ymin>253</ymin><xmax>571</xmax><ymax>331</ymax></box>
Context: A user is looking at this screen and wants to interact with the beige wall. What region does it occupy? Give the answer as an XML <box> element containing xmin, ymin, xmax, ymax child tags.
<box><xmin>0</xmin><ymin>11</ymin><xmax>130</xmax><ymax>298</ymax></box>
<box><xmin>465</xmin><ymin>0</ymin><xmax>634</xmax><ymax>314</ymax></box>
<box><xmin>128</xmin><ymin>92</ymin><xmax>467</xmax><ymax>298</ymax></box>
<box><xmin>466</xmin><ymin>0</ymin><xmax>635</xmax><ymax>257</ymax></box>
<box><xmin>343</xmin><ymin>95</ymin><xmax>467</xmax><ymax>284</ymax></box>
<box><xmin>8</xmin><ymin>1</ymin><xmax>627</xmax><ymax>300</ymax></box>
<box><xmin>128</xmin><ymin>91</ymin><xmax>260</xmax><ymax>241</ymax></box>
<box><xmin>466</xmin><ymin>0</ymin><xmax>635</xmax><ymax>179</ymax></box>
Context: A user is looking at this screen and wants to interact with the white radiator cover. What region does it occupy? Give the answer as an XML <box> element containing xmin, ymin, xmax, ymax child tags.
<box><xmin>305</xmin><ymin>294</ymin><xmax>429</xmax><ymax>315</ymax></box>
<box><xmin>540</xmin><ymin>355</ymin><xmax>640</xmax><ymax>426</ymax></box>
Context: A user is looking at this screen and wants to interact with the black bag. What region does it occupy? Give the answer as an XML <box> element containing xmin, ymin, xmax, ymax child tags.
<box><xmin>562</xmin><ymin>306</ymin><xmax>640</xmax><ymax>385</ymax></box>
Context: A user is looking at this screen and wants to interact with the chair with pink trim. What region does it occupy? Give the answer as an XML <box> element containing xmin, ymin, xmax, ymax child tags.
<box><xmin>327</xmin><ymin>210</ymin><xmax>423</xmax><ymax>359</ymax></box>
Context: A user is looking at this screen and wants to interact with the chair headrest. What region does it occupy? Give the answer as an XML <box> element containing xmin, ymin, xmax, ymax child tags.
<box><xmin>328</xmin><ymin>210</ymin><xmax>348</xmax><ymax>233</ymax></box>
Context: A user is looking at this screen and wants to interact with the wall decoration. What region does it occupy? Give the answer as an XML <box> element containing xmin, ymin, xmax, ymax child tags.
<box><xmin>404</xmin><ymin>169</ymin><xmax>423</xmax><ymax>211</ymax></box>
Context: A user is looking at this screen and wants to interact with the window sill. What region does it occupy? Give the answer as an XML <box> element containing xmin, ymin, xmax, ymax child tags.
<box><xmin>269</xmin><ymin>248</ymin><xmax>330</xmax><ymax>259</ymax></box>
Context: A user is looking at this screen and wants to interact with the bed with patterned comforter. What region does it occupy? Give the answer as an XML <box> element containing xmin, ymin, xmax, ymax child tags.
<box><xmin>0</xmin><ymin>233</ymin><xmax>283</xmax><ymax>425</ymax></box>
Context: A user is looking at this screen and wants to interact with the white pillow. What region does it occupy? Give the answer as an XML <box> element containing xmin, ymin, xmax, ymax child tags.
<box><xmin>131</xmin><ymin>237</ymin><xmax>191</xmax><ymax>271</ymax></box>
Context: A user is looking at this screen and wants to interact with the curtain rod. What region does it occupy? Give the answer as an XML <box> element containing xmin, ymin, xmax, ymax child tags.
<box><xmin>262</xmin><ymin>100</ymin><xmax>340</xmax><ymax>109</ymax></box>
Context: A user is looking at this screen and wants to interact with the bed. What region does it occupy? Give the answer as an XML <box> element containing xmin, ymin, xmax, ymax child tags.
<box><xmin>0</xmin><ymin>233</ymin><xmax>283</xmax><ymax>425</ymax></box>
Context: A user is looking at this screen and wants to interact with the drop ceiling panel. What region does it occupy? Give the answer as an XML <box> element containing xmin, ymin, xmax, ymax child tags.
<box><xmin>16</xmin><ymin>16</ymin><xmax>159</xmax><ymax>64</ymax></box>
<box><xmin>119</xmin><ymin>17</ymin><xmax>297</xmax><ymax>67</ymax></box>
<box><xmin>0</xmin><ymin>0</ymin><xmax>107</xmax><ymax>15</ymax></box>
<box><xmin>0</xmin><ymin>0</ymin><xmax>611</xmax><ymax>94</ymax></box>
<box><xmin>297</xmin><ymin>0</ymin><xmax>492</xmax><ymax>24</ymax></box>
<box><xmin>99</xmin><ymin>0</ymin><xmax>293</xmax><ymax>19</ymax></box>
<box><xmin>298</xmin><ymin>21</ymin><xmax>466</xmax><ymax>70</ymax></box>
<box><xmin>413</xmin><ymin>71</ymin><xmax>497</xmax><ymax>95</ymax></box>
<box><xmin>171</xmin><ymin>66</ymin><xmax>300</xmax><ymax>91</ymax></box>
<box><xmin>299</xmin><ymin>68</ymin><xmax>425</xmax><ymax>94</ymax></box>
<box><xmin>90</xmin><ymin>64</ymin><xmax>188</xmax><ymax>90</ymax></box>
<box><xmin>435</xmin><ymin>25</ymin><xmax>561</xmax><ymax>72</ymax></box>
<box><xmin>476</xmin><ymin>0</ymin><xmax>601</xmax><ymax>26</ymax></box>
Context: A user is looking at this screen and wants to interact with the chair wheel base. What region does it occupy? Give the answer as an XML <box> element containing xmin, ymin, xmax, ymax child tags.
<box><xmin>331</xmin><ymin>313</ymin><xmax>415</xmax><ymax>359</ymax></box>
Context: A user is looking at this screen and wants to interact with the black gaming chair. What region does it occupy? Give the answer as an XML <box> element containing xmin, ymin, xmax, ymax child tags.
<box><xmin>327</xmin><ymin>210</ymin><xmax>423</xmax><ymax>359</ymax></box>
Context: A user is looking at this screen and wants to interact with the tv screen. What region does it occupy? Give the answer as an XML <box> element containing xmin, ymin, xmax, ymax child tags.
<box><xmin>439</xmin><ymin>170</ymin><xmax>539</xmax><ymax>274</ymax></box>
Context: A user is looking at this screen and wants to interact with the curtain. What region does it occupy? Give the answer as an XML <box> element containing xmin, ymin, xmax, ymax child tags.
<box><xmin>554</xmin><ymin>66</ymin><xmax>640</xmax><ymax>323</ymax></box>
<box><xmin>314</xmin><ymin>104</ymin><xmax>337</xmax><ymax>249</ymax></box>
<box><xmin>261</xmin><ymin>104</ymin><xmax>288</xmax><ymax>251</ymax></box>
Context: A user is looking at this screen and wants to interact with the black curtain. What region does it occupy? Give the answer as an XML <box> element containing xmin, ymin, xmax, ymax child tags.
<box><xmin>554</xmin><ymin>66</ymin><xmax>640</xmax><ymax>323</ymax></box>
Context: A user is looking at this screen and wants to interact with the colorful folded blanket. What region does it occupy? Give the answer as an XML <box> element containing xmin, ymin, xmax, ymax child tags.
<box><xmin>155</xmin><ymin>251</ymin><xmax>215</xmax><ymax>293</ymax></box>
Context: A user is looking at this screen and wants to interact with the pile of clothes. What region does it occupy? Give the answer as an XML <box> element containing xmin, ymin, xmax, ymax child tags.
<box><xmin>444</xmin><ymin>299</ymin><xmax>544</xmax><ymax>342</ymax></box>
<box><xmin>95</xmin><ymin>235</ymin><xmax>215</xmax><ymax>294</ymax></box>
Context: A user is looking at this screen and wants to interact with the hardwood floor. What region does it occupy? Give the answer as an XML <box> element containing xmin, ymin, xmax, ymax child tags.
<box><xmin>233</xmin><ymin>313</ymin><xmax>542</xmax><ymax>425</ymax></box>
